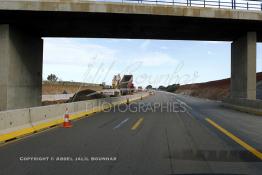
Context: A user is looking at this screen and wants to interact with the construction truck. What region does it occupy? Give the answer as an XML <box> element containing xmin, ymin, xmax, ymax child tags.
<box><xmin>119</xmin><ymin>75</ymin><xmax>134</xmax><ymax>95</ymax></box>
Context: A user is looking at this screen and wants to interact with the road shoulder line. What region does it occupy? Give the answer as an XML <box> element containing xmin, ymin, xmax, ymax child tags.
<box><xmin>206</xmin><ymin>118</ymin><xmax>262</xmax><ymax>160</ymax></box>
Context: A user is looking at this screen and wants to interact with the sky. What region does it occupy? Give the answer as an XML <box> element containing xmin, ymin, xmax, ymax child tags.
<box><xmin>43</xmin><ymin>38</ymin><xmax>262</xmax><ymax>88</ymax></box>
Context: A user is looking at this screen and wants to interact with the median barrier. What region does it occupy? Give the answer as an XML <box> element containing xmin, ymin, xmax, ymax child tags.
<box><xmin>0</xmin><ymin>108</ymin><xmax>33</xmax><ymax>142</ymax></box>
<box><xmin>29</xmin><ymin>103</ymin><xmax>68</xmax><ymax>131</ymax></box>
<box><xmin>0</xmin><ymin>92</ymin><xmax>149</xmax><ymax>143</ymax></box>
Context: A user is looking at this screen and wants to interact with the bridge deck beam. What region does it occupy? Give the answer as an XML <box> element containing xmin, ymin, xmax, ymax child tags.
<box><xmin>231</xmin><ymin>32</ymin><xmax>257</xmax><ymax>100</ymax></box>
<box><xmin>0</xmin><ymin>24</ymin><xmax>43</xmax><ymax>111</ymax></box>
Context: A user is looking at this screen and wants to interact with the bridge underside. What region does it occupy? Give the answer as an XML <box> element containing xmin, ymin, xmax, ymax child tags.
<box><xmin>0</xmin><ymin>8</ymin><xmax>261</xmax><ymax>110</ymax></box>
<box><xmin>0</xmin><ymin>10</ymin><xmax>262</xmax><ymax>41</ymax></box>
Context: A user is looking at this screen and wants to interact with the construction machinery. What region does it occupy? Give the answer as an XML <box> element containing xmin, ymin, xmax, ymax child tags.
<box><xmin>119</xmin><ymin>75</ymin><xmax>134</xmax><ymax>95</ymax></box>
<box><xmin>112</xmin><ymin>74</ymin><xmax>121</xmax><ymax>89</ymax></box>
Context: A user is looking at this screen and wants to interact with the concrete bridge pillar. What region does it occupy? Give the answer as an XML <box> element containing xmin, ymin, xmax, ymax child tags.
<box><xmin>0</xmin><ymin>24</ymin><xmax>43</xmax><ymax>111</ymax></box>
<box><xmin>231</xmin><ymin>32</ymin><xmax>257</xmax><ymax>100</ymax></box>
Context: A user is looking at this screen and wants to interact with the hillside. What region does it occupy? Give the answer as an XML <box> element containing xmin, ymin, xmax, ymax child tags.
<box><xmin>176</xmin><ymin>72</ymin><xmax>262</xmax><ymax>101</ymax></box>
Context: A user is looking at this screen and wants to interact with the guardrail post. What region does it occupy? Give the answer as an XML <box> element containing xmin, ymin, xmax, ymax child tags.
<box><xmin>120</xmin><ymin>0</ymin><xmax>262</xmax><ymax>12</ymax></box>
<box><xmin>231</xmin><ymin>0</ymin><xmax>236</xmax><ymax>9</ymax></box>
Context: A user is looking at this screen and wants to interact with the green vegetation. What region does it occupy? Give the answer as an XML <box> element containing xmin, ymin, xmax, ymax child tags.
<box><xmin>145</xmin><ymin>85</ymin><xmax>153</xmax><ymax>89</ymax></box>
<box><xmin>47</xmin><ymin>74</ymin><xmax>58</xmax><ymax>82</ymax></box>
<box><xmin>158</xmin><ymin>84</ymin><xmax>180</xmax><ymax>92</ymax></box>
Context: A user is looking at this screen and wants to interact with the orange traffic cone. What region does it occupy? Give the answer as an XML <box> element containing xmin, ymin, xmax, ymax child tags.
<box><xmin>63</xmin><ymin>108</ymin><xmax>72</xmax><ymax>128</ymax></box>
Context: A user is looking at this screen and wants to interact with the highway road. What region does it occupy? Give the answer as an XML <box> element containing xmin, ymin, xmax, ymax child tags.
<box><xmin>0</xmin><ymin>91</ymin><xmax>262</xmax><ymax>175</ymax></box>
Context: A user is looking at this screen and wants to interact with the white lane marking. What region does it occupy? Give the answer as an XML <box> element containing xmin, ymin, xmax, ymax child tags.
<box><xmin>157</xmin><ymin>91</ymin><xmax>193</xmax><ymax>110</ymax></box>
<box><xmin>113</xmin><ymin>118</ymin><xmax>129</xmax><ymax>129</ymax></box>
<box><xmin>175</xmin><ymin>98</ymin><xmax>193</xmax><ymax>110</ymax></box>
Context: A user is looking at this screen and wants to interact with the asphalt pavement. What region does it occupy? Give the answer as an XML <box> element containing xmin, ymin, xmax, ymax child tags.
<box><xmin>0</xmin><ymin>91</ymin><xmax>262</xmax><ymax>175</ymax></box>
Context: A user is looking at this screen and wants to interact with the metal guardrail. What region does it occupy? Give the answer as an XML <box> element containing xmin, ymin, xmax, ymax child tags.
<box><xmin>96</xmin><ymin>0</ymin><xmax>262</xmax><ymax>11</ymax></box>
<box><xmin>0</xmin><ymin>0</ymin><xmax>261</xmax><ymax>11</ymax></box>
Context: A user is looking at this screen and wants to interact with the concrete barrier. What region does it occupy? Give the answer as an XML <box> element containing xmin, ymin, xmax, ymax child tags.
<box><xmin>0</xmin><ymin>92</ymin><xmax>149</xmax><ymax>143</ymax></box>
<box><xmin>30</xmin><ymin>103</ymin><xmax>67</xmax><ymax>131</ymax></box>
<box><xmin>42</xmin><ymin>94</ymin><xmax>74</xmax><ymax>101</ymax></box>
<box><xmin>222</xmin><ymin>98</ymin><xmax>262</xmax><ymax>115</ymax></box>
<box><xmin>0</xmin><ymin>109</ymin><xmax>33</xmax><ymax>142</ymax></box>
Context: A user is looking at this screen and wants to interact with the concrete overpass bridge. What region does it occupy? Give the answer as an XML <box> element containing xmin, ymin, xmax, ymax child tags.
<box><xmin>0</xmin><ymin>0</ymin><xmax>262</xmax><ymax>110</ymax></box>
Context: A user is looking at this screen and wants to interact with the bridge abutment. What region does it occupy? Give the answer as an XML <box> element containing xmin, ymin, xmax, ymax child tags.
<box><xmin>0</xmin><ymin>24</ymin><xmax>43</xmax><ymax>111</ymax></box>
<box><xmin>230</xmin><ymin>32</ymin><xmax>257</xmax><ymax>100</ymax></box>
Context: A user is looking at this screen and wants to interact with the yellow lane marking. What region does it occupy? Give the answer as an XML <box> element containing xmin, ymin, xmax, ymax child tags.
<box><xmin>206</xmin><ymin>118</ymin><xmax>262</xmax><ymax>160</ymax></box>
<box><xmin>131</xmin><ymin>118</ymin><xmax>144</xmax><ymax>130</ymax></box>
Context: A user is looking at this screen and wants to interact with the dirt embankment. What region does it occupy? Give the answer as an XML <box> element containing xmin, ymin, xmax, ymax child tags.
<box><xmin>176</xmin><ymin>72</ymin><xmax>262</xmax><ymax>101</ymax></box>
<box><xmin>42</xmin><ymin>81</ymin><xmax>103</xmax><ymax>95</ymax></box>
<box><xmin>42</xmin><ymin>81</ymin><xmax>104</xmax><ymax>105</ymax></box>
